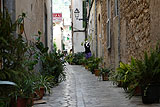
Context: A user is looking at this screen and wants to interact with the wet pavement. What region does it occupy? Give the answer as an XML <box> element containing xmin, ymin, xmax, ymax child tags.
<box><xmin>35</xmin><ymin>64</ymin><xmax>160</xmax><ymax>107</ymax></box>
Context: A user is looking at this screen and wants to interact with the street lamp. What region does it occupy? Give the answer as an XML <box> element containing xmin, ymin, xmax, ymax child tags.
<box><xmin>74</xmin><ymin>8</ymin><xmax>80</xmax><ymax>20</ymax></box>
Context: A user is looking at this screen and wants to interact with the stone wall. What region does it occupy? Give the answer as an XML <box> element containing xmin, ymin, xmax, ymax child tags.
<box><xmin>101</xmin><ymin>0</ymin><xmax>116</xmax><ymax>69</ymax></box>
<box><xmin>119</xmin><ymin>0</ymin><xmax>151</xmax><ymax>62</ymax></box>
<box><xmin>89</xmin><ymin>0</ymin><xmax>160</xmax><ymax>69</ymax></box>
<box><xmin>150</xmin><ymin>0</ymin><xmax>160</xmax><ymax>48</ymax></box>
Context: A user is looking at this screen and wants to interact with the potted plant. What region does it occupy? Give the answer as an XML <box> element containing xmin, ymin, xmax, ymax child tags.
<box><xmin>135</xmin><ymin>48</ymin><xmax>160</xmax><ymax>104</ymax></box>
<box><xmin>15</xmin><ymin>76</ymin><xmax>36</xmax><ymax>107</ymax></box>
<box><xmin>93</xmin><ymin>58</ymin><xmax>102</xmax><ymax>76</ymax></box>
<box><xmin>100</xmin><ymin>68</ymin><xmax>110</xmax><ymax>81</ymax></box>
<box><xmin>34</xmin><ymin>74</ymin><xmax>54</xmax><ymax>100</ymax></box>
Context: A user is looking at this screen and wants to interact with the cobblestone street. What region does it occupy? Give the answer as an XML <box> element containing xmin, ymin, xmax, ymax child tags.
<box><xmin>35</xmin><ymin>64</ymin><xmax>160</xmax><ymax>107</ymax></box>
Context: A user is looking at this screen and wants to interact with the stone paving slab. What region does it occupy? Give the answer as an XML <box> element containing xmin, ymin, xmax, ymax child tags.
<box><xmin>35</xmin><ymin>64</ymin><xmax>160</xmax><ymax>107</ymax></box>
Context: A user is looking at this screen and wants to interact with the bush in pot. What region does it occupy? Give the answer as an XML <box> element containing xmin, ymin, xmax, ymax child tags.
<box><xmin>14</xmin><ymin>75</ymin><xmax>36</xmax><ymax>107</ymax></box>
<box><xmin>135</xmin><ymin>47</ymin><xmax>160</xmax><ymax>104</ymax></box>
<box><xmin>109</xmin><ymin>58</ymin><xmax>141</xmax><ymax>98</ymax></box>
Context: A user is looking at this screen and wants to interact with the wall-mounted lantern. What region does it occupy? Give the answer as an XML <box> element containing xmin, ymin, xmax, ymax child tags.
<box><xmin>74</xmin><ymin>8</ymin><xmax>80</xmax><ymax>20</ymax></box>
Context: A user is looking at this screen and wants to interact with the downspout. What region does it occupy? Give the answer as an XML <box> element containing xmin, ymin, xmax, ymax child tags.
<box><xmin>95</xmin><ymin>0</ymin><xmax>98</xmax><ymax>57</ymax></box>
<box><xmin>51</xmin><ymin>0</ymin><xmax>53</xmax><ymax>52</ymax></box>
<box><xmin>118</xmin><ymin>0</ymin><xmax>121</xmax><ymax>66</ymax></box>
<box><xmin>71</xmin><ymin>0</ymin><xmax>74</xmax><ymax>53</ymax></box>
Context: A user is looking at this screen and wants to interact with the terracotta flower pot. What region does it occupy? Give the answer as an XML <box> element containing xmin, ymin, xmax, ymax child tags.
<box><xmin>102</xmin><ymin>73</ymin><xmax>109</xmax><ymax>81</ymax></box>
<box><xmin>27</xmin><ymin>97</ymin><xmax>34</xmax><ymax>106</ymax></box>
<box><xmin>134</xmin><ymin>86</ymin><xmax>141</xmax><ymax>96</ymax></box>
<box><xmin>35</xmin><ymin>87</ymin><xmax>45</xmax><ymax>100</ymax></box>
<box><xmin>17</xmin><ymin>97</ymin><xmax>27</xmax><ymax>107</ymax></box>
<box><xmin>94</xmin><ymin>69</ymin><xmax>100</xmax><ymax>76</ymax></box>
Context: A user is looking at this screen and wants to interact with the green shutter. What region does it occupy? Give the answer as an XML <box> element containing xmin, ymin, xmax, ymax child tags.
<box><xmin>83</xmin><ymin>0</ymin><xmax>87</xmax><ymax>28</ymax></box>
<box><xmin>89</xmin><ymin>0</ymin><xmax>91</xmax><ymax>8</ymax></box>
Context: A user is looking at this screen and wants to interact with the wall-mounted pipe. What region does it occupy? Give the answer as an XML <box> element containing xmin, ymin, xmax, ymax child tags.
<box><xmin>95</xmin><ymin>0</ymin><xmax>98</xmax><ymax>57</ymax></box>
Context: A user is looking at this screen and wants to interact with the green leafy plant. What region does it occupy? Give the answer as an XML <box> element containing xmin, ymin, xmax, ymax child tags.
<box><xmin>109</xmin><ymin>57</ymin><xmax>140</xmax><ymax>98</ymax></box>
<box><xmin>34</xmin><ymin>74</ymin><xmax>54</xmax><ymax>94</ymax></box>
<box><xmin>87</xmin><ymin>56</ymin><xmax>102</xmax><ymax>73</ymax></box>
<box><xmin>100</xmin><ymin>67</ymin><xmax>110</xmax><ymax>75</ymax></box>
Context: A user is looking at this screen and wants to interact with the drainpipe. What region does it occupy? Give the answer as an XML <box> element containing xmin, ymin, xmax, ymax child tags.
<box><xmin>117</xmin><ymin>0</ymin><xmax>121</xmax><ymax>66</ymax></box>
<box><xmin>71</xmin><ymin>0</ymin><xmax>74</xmax><ymax>53</ymax></box>
<box><xmin>95</xmin><ymin>0</ymin><xmax>98</xmax><ymax>57</ymax></box>
<box><xmin>51</xmin><ymin>0</ymin><xmax>54</xmax><ymax>52</ymax></box>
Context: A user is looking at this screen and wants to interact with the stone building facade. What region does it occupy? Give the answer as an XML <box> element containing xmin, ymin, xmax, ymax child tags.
<box><xmin>87</xmin><ymin>0</ymin><xmax>160</xmax><ymax>70</ymax></box>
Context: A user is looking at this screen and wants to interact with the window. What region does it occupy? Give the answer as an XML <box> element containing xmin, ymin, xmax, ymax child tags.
<box><xmin>107</xmin><ymin>0</ymin><xmax>111</xmax><ymax>49</ymax></box>
<box><xmin>115</xmin><ymin>0</ymin><xmax>119</xmax><ymax>16</ymax></box>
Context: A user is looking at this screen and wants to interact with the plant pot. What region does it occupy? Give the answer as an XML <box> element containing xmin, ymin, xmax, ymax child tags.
<box><xmin>92</xmin><ymin>70</ymin><xmax>95</xmax><ymax>74</ymax></box>
<box><xmin>134</xmin><ymin>86</ymin><xmax>141</xmax><ymax>96</ymax></box>
<box><xmin>17</xmin><ymin>97</ymin><xmax>28</xmax><ymax>107</ymax></box>
<box><xmin>94</xmin><ymin>69</ymin><xmax>100</xmax><ymax>76</ymax></box>
<box><xmin>102</xmin><ymin>73</ymin><xmax>109</xmax><ymax>81</ymax></box>
<box><xmin>27</xmin><ymin>97</ymin><xmax>34</xmax><ymax>106</ymax></box>
<box><xmin>117</xmin><ymin>81</ymin><xmax>122</xmax><ymax>87</ymax></box>
<box><xmin>35</xmin><ymin>87</ymin><xmax>45</xmax><ymax>100</ymax></box>
<box><xmin>141</xmin><ymin>84</ymin><xmax>160</xmax><ymax>104</ymax></box>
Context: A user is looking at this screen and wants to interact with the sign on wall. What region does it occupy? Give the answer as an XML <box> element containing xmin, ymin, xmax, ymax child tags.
<box><xmin>53</xmin><ymin>13</ymin><xmax>62</xmax><ymax>22</ymax></box>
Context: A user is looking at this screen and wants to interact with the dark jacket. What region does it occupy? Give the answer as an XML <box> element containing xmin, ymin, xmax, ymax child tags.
<box><xmin>84</xmin><ymin>42</ymin><xmax>91</xmax><ymax>53</ymax></box>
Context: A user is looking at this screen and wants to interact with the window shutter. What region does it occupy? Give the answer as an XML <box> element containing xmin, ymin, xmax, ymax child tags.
<box><xmin>115</xmin><ymin>0</ymin><xmax>119</xmax><ymax>16</ymax></box>
<box><xmin>107</xmin><ymin>19</ymin><xmax>111</xmax><ymax>49</ymax></box>
<box><xmin>89</xmin><ymin>0</ymin><xmax>91</xmax><ymax>8</ymax></box>
<box><xmin>83</xmin><ymin>0</ymin><xmax>87</xmax><ymax>28</ymax></box>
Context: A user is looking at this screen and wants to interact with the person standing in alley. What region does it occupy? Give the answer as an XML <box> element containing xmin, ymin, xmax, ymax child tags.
<box><xmin>84</xmin><ymin>41</ymin><xmax>92</xmax><ymax>59</ymax></box>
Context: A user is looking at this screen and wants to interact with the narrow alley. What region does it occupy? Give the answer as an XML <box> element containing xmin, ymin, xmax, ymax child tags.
<box><xmin>35</xmin><ymin>64</ymin><xmax>160</xmax><ymax>107</ymax></box>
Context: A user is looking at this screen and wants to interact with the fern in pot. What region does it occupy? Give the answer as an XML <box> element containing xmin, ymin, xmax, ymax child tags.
<box><xmin>135</xmin><ymin>46</ymin><xmax>160</xmax><ymax>104</ymax></box>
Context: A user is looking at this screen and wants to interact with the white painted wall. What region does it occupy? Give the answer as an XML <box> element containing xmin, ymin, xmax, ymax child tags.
<box><xmin>72</xmin><ymin>0</ymin><xmax>85</xmax><ymax>53</ymax></box>
<box><xmin>53</xmin><ymin>23</ymin><xmax>63</xmax><ymax>51</ymax></box>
